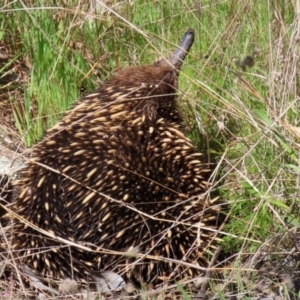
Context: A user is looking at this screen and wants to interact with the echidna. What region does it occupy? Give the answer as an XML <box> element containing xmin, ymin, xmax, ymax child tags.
<box><xmin>10</xmin><ymin>29</ymin><xmax>221</xmax><ymax>287</ymax></box>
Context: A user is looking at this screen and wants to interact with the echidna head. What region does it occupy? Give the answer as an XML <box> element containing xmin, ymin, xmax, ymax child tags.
<box><xmin>100</xmin><ymin>29</ymin><xmax>195</xmax><ymax>122</ymax></box>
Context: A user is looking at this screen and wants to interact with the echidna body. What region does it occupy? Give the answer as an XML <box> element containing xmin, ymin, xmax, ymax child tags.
<box><xmin>11</xmin><ymin>30</ymin><xmax>220</xmax><ymax>286</ymax></box>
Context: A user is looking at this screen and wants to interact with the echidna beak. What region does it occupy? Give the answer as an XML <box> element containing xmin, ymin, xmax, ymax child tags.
<box><xmin>169</xmin><ymin>29</ymin><xmax>195</xmax><ymax>69</ymax></box>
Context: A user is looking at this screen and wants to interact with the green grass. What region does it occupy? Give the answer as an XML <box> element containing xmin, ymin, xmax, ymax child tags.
<box><xmin>1</xmin><ymin>0</ymin><xmax>300</xmax><ymax>298</ymax></box>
